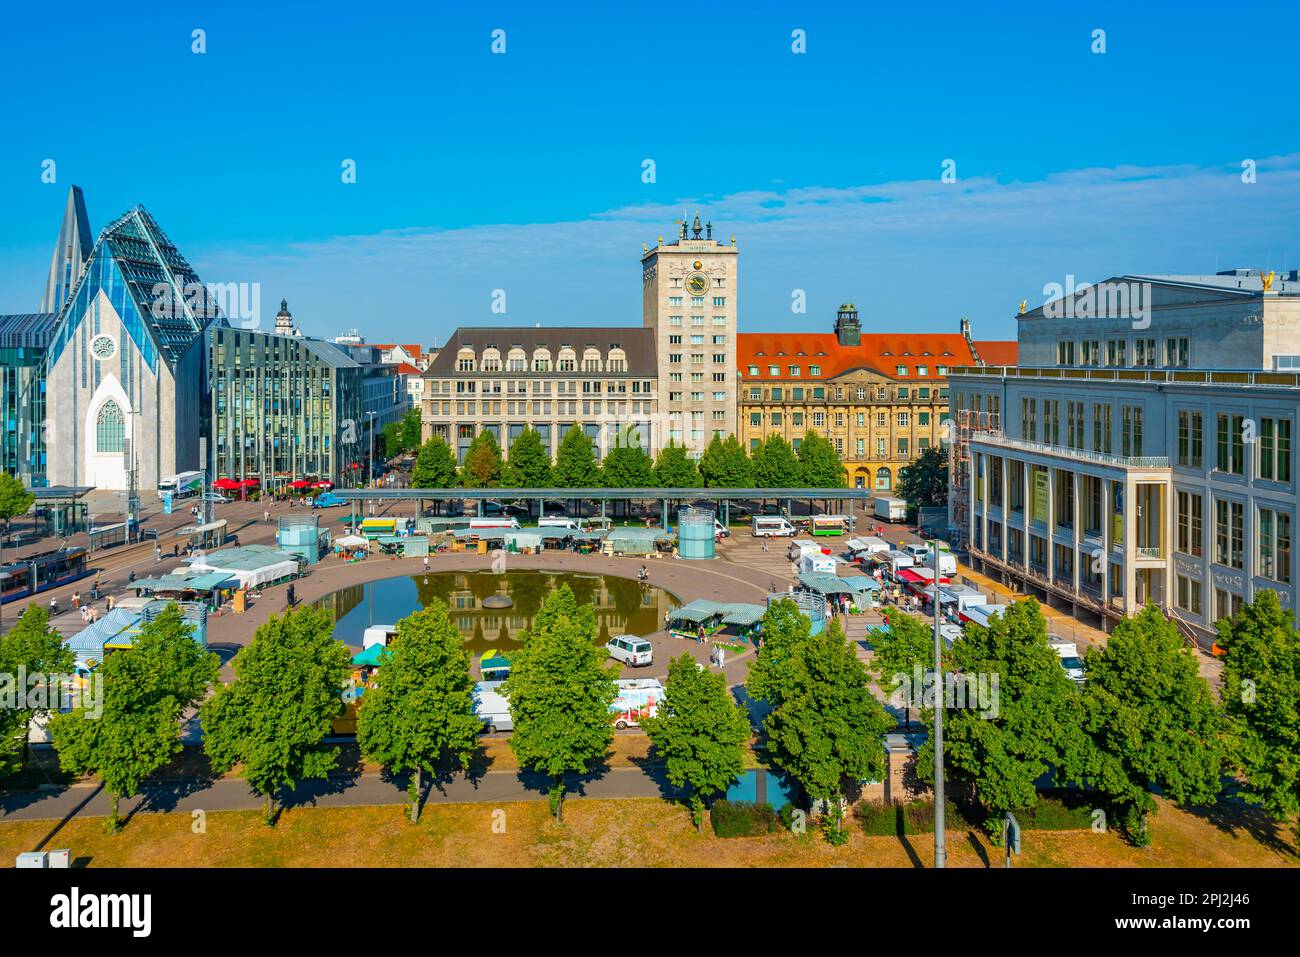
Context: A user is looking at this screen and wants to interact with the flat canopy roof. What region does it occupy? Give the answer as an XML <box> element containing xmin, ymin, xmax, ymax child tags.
<box><xmin>33</xmin><ymin>486</ymin><xmax>94</xmax><ymax>500</ymax></box>
<box><xmin>334</xmin><ymin>487</ymin><xmax>871</xmax><ymax>501</ymax></box>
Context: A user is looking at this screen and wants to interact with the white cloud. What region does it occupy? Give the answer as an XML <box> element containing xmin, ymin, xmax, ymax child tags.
<box><xmin>187</xmin><ymin>153</ymin><xmax>1300</xmax><ymax>343</ymax></box>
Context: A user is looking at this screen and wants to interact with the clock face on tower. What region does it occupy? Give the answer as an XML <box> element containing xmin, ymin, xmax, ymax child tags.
<box><xmin>686</xmin><ymin>272</ymin><xmax>709</xmax><ymax>296</ymax></box>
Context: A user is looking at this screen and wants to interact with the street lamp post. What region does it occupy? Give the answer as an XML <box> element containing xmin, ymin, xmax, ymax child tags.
<box><xmin>368</xmin><ymin>412</ymin><xmax>376</xmax><ymax>489</ymax></box>
<box><xmin>932</xmin><ymin>537</ymin><xmax>946</xmax><ymax>869</ymax></box>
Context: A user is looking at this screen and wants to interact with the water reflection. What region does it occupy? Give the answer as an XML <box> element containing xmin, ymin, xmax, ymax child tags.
<box><xmin>317</xmin><ymin>570</ymin><xmax>680</xmax><ymax>654</ymax></box>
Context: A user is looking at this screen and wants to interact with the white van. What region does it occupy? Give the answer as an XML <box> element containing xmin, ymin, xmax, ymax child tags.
<box><xmin>752</xmin><ymin>516</ymin><xmax>796</xmax><ymax>537</ymax></box>
<box><xmin>538</xmin><ymin>516</ymin><xmax>580</xmax><ymax>531</ymax></box>
<box><xmin>474</xmin><ymin>681</ymin><xmax>514</xmax><ymax>733</ymax></box>
<box><xmin>469</xmin><ymin>517</ymin><xmax>521</xmax><ymax>531</ymax></box>
<box><xmin>361</xmin><ymin>624</ymin><xmax>398</xmax><ymax>649</ymax></box>
<box><xmin>1050</xmin><ymin>640</ymin><xmax>1086</xmax><ymax>683</ymax></box>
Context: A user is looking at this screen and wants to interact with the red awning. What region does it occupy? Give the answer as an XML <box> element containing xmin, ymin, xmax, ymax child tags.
<box><xmin>289</xmin><ymin>480</ymin><xmax>311</xmax><ymax>489</ymax></box>
<box><xmin>213</xmin><ymin>478</ymin><xmax>240</xmax><ymax>491</ymax></box>
<box><xmin>239</xmin><ymin>478</ymin><xmax>259</xmax><ymax>487</ymax></box>
<box><xmin>314</xmin><ymin>480</ymin><xmax>334</xmax><ymax>488</ymax></box>
<box><xmin>897</xmin><ymin>568</ymin><xmax>926</xmax><ymax>585</ymax></box>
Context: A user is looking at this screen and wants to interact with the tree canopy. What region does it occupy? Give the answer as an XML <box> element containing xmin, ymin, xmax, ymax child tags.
<box><xmin>201</xmin><ymin>605</ymin><xmax>352</xmax><ymax>825</ymax></box>
<box><xmin>356</xmin><ymin>600</ymin><xmax>482</xmax><ymax>821</ymax></box>
<box><xmin>753</xmin><ymin>434</ymin><xmax>801</xmax><ymax>488</ymax></box>
<box><xmin>552</xmin><ymin>425</ymin><xmax>600</xmax><ymax>489</ymax></box>
<box><xmin>501</xmin><ymin>428</ymin><xmax>552</xmax><ymax>489</ymax></box>
<box><xmin>460</xmin><ymin>430</ymin><xmax>503</xmax><ymax>488</ymax></box>
<box><xmin>0</xmin><ymin>604</ymin><xmax>73</xmax><ymax>777</ymax></box>
<box><xmin>796</xmin><ymin>430</ymin><xmax>844</xmax><ymax>488</ymax></box>
<box><xmin>897</xmin><ymin>445</ymin><xmax>948</xmax><ymax>508</ymax></box>
<box><xmin>501</xmin><ymin>585</ymin><xmax>618</xmax><ymax>821</ymax></box>
<box><xmin>411</xmin><ymin>436</ymin><xmax>458</xmax><ymax>489</ymax></box>
<box><xmin>652</xmin><ymin>441</ymin><xmax>702</xmax><ymax>489</ymax></box>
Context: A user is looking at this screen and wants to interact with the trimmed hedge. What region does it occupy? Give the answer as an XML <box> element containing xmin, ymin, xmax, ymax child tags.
<box><xmin>855</xmin><ymin>800</ymin><xmax>973</xmax><ymax>836</ymax></box>
<box><xmin>710</xmin><ymin>800</ymin><xmax>786</xmax><ymax>838</ymax></box>
<box><xmin>856</xmin><ymin>792</ymin><xmax>1094</xmax><ymax>836</ymax></box>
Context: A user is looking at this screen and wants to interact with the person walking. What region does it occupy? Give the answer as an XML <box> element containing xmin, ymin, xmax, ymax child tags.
<box><xmin>72</xmin><ymin>591</ymin><xmax>80</xmax><ymax>609</ymax></box>
<box><xmin>423</xmin><ymin>555</ymin><xmax>430</xmax><ymax>572</ymax></box>
<box><xmin>154</xmin><ymin>544</ymin><xmax>162</xmax><ymax>564</ymax></box>
<box><xmin>106</xmin><ymin>594</ymin><xmax>115</xmax><ymax>612</ymax></box>
<box><xmin>264</xmin><ymin>509</ymin><xmax>271</xmax><ymax>524</ymax></box>
<box><xmin>287</xmin><ymin>583</ymin><xmax>296</xmax><ymax>608</ymax></box>
<box><xmin>717</xmin><ymin>645</ymin><xmax>726</xmax><ymax>670</ymax></box>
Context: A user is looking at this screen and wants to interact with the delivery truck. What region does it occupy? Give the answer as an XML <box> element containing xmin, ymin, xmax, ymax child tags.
<box><xmin>873</xmin><ymin>496</ymin><xmax>908</xmax><ymax>522</ymax></box>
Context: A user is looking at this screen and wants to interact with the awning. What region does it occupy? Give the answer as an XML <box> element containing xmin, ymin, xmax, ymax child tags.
<box><xmin>352</xmin><ymin>644</ymin><xmax>388</xmax><ymax>667</ymax></box>
<box><xmin>667</xmin><ymin>600</ymin><xmax>724</xmax><ymax>624</ymax></box>
<box><xmin>334</xmin><ymin>535</ymin><xmax>368</xmax><ymax>548</ymax></box>
<box><xmin>718</xmin><ymin>603</ymin><xmax>766</xmax><ymax>627</ymax></box>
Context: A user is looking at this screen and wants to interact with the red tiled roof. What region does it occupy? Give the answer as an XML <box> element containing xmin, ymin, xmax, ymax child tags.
<box><xmin>737</xmin><ymin>333</ymin><xmax>980</xmax><ymax>381</ymax></box>
<box><xmin>393</xmin><ymin>362</ymin><xmax>421</xmax><ymax>376</ymax></box>
<box><xmin>371</xmin><ymin>343</ymin><xmax>425</xmax><ymax>361</ymax></box>
<box><xmin>974</xmin><ymin>340</ymin><xmax>1018</xmax><ymax>365</ymax></box>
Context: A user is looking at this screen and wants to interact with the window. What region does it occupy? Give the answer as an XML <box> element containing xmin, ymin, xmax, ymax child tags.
<box><xmin>1021</xmin><ymin>397</ymin><xmax>1037</xmax><ymax>442</ymax></box>
<box><xmin>1215</xmin><ymin>499</ymin><xmax>1244</xmax><ymax>569</ymax></box>
<box><xmin>1216</xmin><ymin>414</ymin><xmax>1245</xmax><ymax>475</ymax></box>
<box><xmin>1216</xmin><ymin>588</ymin><xmax>1243</xmax><ymax>622</ymax></box>
<box><xmin>95</xmin><ymin>400</ymin><xmax>125</xmax><ymax>453</ymax></box>
<box><xmin>1166</xmin><ymin>337</ymin><xmax>1190</xmax><ymax>368</ymax></box>
<box><xmin>1106</xmin><ymin>339</ymin><xmax>1128</xmax><ymax>367</ymax></box>
<box><xmin>1081</xmin><ymin>340</ymin><xmax>1101</xmax><ymax>366</ymax></box>
<box><xmin>1177</xmin><ymin>410</ymin><xmax>1204</xmax><ymax>468</ymax></box>
<box><xmin>1259</xmin><ymin>417</ymin><xmax>1292</xmax><ymax>482</ymax></box>
<box><xmin>1176</xmin><ymin>575</ymin><xmax>1203</xmax><ymax>615</ymax></box>
<box><xmin>1057</xmin><ymin>341</ymin><xmax>1076</xmax><ymax>365</ymax></box>
<box><xmin>1092</xmin><ymin>403</ymin><xmax>1111</xmax><ymax>454</ymax></box>
<box><xmin>809</xmin><ymin>365</ymin><xmax>821</xmax><ymax>376</ymax></box>
<box><xmin>1134</xmin><ymin>338</ymin><xmax>1156</xmax><ymax>367</ymax></box>
<box><xmin>1121</xmin><ymin>405</ymin><xmax>1142</xmax><ymax>457</ymax></box>
<box><xmin>1176</xmin><ymin>491</ymin><xmax>1203</xmax><ymax>557</ymax></box>
<box><xmin>1259</xmin><ymin>506</ymin><xmax>1292</xmax><ymax>583</ymax></box>
<box><xmin>1067</xmin><ymin>401</ymin><xmax>1085</xmax><ymax>449</ymax></box>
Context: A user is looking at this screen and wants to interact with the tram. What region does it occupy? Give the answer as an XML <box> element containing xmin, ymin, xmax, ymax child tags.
<box><xmin>0</xmin><ymin>547</ymin><xmax>91</xmax><ymax>605</ymax></box>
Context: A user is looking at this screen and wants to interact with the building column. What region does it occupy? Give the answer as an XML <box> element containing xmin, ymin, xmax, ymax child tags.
<box><xmin>1000</xmin><ymin>455</ymin><xmax>1009</xmax><ymax>564</ymax></box>
<box><xmin>979</xmin><ymin>452</ymin><xmax>989</xmax><ymax>555</ymax></box>
<box><xmin>1046</xmin><ymin>466</ymin><xmax>1056</xmax><ymax>583</ymax></box>
<box><xmin>1021</xmin><ymin>462</ymin><xmax>1031</xmax><ymax>570</ymax></box>
<box><xmin>1123</xmin><ymin>475</ymin><xmax>1137</xmax><ymax>613</ymax></box>
<box><xmin>1102</xmin><ymin>477</ymin><xmax>1112</xmax><ymax>607</ymax></box>
<box><xmin>1072</xmin><ymin>470</ymin><xmax>1082</xmax><ymax>594</ymax></box>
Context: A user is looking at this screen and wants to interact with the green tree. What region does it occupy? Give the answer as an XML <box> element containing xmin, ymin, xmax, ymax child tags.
<box><xmin>797</xmin><ymin>430</ymin><xmax>844</xmax><ymax>488</ymax></box>
<box><xmin>381</xmin><ymin>421</ymin><xmax>405</xmax><ymax>460</ymax></box>
<box><xmin>399</xmin><ymin>406</ymin><xmax>423</xmax><ymax>451</ymax></box>
<box><xmin>715</xmin><ymin>434</ymin><xmax>755</xmax><ymax>488</ymax></box>
<box><xmin>501</xmin><ymin>427</ymin><xmax>552</xmax><ymax>489</ymax></box>
<box><xmin>916</xmin><ymin>598</ymin><xmax>1091</xmax><ymax>835</ymax></box>
<box><xmin>201</xmin><ymin>605</ymin><xmax>351</xmax><ymax>825</ymax></box>
<box><xmin>1216</xmin><ymin>589</ymin><xmax>1300</xmax><ymax>843</ymax></box>
<box><xmin>897</xmin><ymin>445</ymin><xmax>948</xmax><ymax>508</ymax></box>
<box><xmin>0</xmin><ymin>604</ymin><xmax>73</xmax><ymax>775</ymax></box>
<box><xmin>356</xmin><ymin>600</ymin><xmax>482</xmax><ymax>822</ymax></box>
<box><xmin>51</xmin><ymin>604</ymin><xmax>218</xmax><ymax>831</ymax></box>
<box><xmin>652</xmin><ymin>441</ymin><xmax>702</xmax><ymax>488</ymax></box>
<box><xmin>501</xmin><ymin>585</ymin><xmax>618</xmax><ymax>822</ymax></box>
<box><xmin>411</xmin><ymin>436</ymin><xmax>458</xmax><ymax>489</ymax></box>
<box><xmin>552</xmin><ymin>425</ymin><xmax>600</xmax><ymax>489</ymax></box>
<box><xmin>601</xmin><ymin>443</ymin><xmax>654</xmax><ymax>489</ymax></box>
<box><xmin>754</xmin><ymin>434</ymin><xmax>800</xmax><ymax>488</ymax></box>
<box><xmin>1067</xmin><ymin>606</ymin><xmax>1225</xmax><ymax>845</ymax></box>
<box><xmin>460</xmin><ymin>430</ymin><xmax>503</xmax><ymax>488</ymax></box>
<box><xmin>746</xmin><ymin>597</ymin><xmax>814</xmax><ymax>709</ymax></box>
<box><xmin>643</xmin><ymin>653</ymin><xmax>751</xmax><ymax>830</ymax></box>
<box><xmin>698</xmin><ymin>434</ymin><xmax>727</xmax><ymax>487</ymax></box>
<box><xmin>754</xmin><ymin>618</ymin><xmax>893</xmax><ymax>842</ymax></box>
<box><xmin>0</xmin><ymin>471</ymin><xmax>35</xmax><ymax>556</ymax></box>
<box><xmin>871</xmin><ymin>610</ymin><xmax>933</xmax><ymax>726</ymax></box>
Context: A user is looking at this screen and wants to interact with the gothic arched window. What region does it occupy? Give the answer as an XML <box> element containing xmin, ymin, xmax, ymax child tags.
<box><xmin>96</xmin><ymin>399</ymin><xmax>126</xmax><ymax>453</ymax></box>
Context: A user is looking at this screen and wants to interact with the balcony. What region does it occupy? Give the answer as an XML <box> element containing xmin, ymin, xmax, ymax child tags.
<box><xmin>970</xmin><ymin>431</ymin><xmax>1169</xmax><ymax>469</ymax></box>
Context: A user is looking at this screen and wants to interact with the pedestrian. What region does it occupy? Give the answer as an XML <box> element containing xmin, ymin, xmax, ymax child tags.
<box><xmin>697</xmin><ymin>625</ymin><xmax>705</xmax><ymax>644</ymax></box>
<box><xmin>762</xmin><ymin>538</ymin><xmax>768</xmax><ymax>553</ymax></box>
<box><xmin>423</xmin><ymin>555</ymin><xmax>430</xmax><ymax>571</ymax></box>
<box><xmin>106</xmin><ymin>594</ymin><xmax>114</xmax><ymax>612</ymax></box>
<box><xmin>49</xmin><ymin>597</ymin><xmax>58</xmax><ymax>615</ymax></box>
<box><xmin>264</xmin><ymin>509</ymin><xmax>270</xmax><ymax>524</ymax></box>
<box><xmin>717</xmin><ymin>646</ymin><xmax>726</xmax><ymax>669</ymax></box>
<box><xmin>79</xmin><ymin>606</ymin><xmax>87</xmax><ymax>623</ymax></box>
<box><xmin>72</xmin><ymin>591</ymin><xmax>80</xmax><ymax>609</ymax></box>
<box><xmin>154</xmin><ymin>544</ymin><xmax>162</xmax><ymax>563</ymax></box>
<box><xmin>88</xmin><ymin>605</ymin><xmax>98</xmax><ymax>624</ymax></box>
<box><xmin>173</xmin><ymin>543</ymin><xmax>179</xmax><ymax>558</ymax></box>
<box><xmin>287</xmin><ymin>583</ymin><xmax>296</xmax><ymax>608</ymax></box>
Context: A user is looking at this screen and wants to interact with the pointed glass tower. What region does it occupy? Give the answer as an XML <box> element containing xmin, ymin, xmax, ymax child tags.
<box><xmin>41</xmin><ymin>185</ymin><xmax>92</xmax><ymax>315</ymax></box>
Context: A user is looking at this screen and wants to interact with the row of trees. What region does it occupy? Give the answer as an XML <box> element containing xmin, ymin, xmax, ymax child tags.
<box><xmin>410</xmin><ymin>426</ymin><xmax>846</xmax><ymax>491</ymax></box>
<box><xmin>872</xmin><ymin>593</ymin><xmax>1300</xmax><ymax>846</ymax></box>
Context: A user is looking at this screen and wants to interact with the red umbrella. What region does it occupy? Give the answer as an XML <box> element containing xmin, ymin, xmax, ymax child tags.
<box><xmin>289</xmin><ymin>479</ymin><xmax>311</xmax><ymax>489</ymax></box>
<box><xmin>239</xmin><ymin>478</ymin><xmax>259</xmax><ymax>487</ymax></box>
<box><xmin>213</xmin><ymin>478</ymin><xmax>240</xmax><ymax>491</ymax></box>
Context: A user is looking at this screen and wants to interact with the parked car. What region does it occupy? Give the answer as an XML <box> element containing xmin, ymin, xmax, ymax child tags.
<box><xmin>312</xmin><ymin>492</ymin><xmax>347</xmax><ymax>508</ymax></box>
<box><xmin>1050</xmin><ymin>639</ymin><xmax>1086</xmax><ymax>683</ymax></box>
<box><xmin>605</xmin><ymin>634</ymin><xmax>653</xmax><ymax>667</ymax></box>
<box><xmin>202</xmin><ymin>493</ymin><xmax>233</xmax><ymax>504</ymax></box>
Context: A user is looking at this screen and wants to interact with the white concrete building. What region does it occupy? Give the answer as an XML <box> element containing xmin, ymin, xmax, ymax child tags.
<box><xmin>950</xmin><ymin>270</ymin><xmax>1300</xmax><ymax>648</ymax></box>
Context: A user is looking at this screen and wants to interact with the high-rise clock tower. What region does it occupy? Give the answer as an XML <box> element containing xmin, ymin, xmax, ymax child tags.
<box><xmin>641</xmin><ymin>212</ymin><xmax>738</xmax><ymax>456</ymax></box>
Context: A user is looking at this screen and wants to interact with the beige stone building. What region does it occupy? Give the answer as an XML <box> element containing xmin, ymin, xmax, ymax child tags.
<box><xmin>641</xmin><ymin>213</ymin><xmax>738</xmax><ymax>454</ymax></box>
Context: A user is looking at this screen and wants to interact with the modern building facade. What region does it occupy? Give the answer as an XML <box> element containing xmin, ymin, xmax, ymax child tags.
<box><xmin>950</xmin><ymin>270</ymin><xmax>1300</xmax><ymax>646</ymax></box>
<box><xmin>208</xmin><ymin>307</ymin><xmax>405</xmax><ymax>487</ymax></box>
<box><xmin>43</xmin><ymin>205</ymin><xmax>222</xmax><ymax>492</ymax></box>
<box><xmin>641</xmin><ymin>213</ymin><xmax>738</xmax><ymax>452</ymax></box>
<box><xmin>420</xmin><ymin>327</ymin><xmax>658</xmax><ymax>462</ymax></box>
<box><xmin>739</xmin><ymin>306</ymin><xmax>1014</xmax><ymax>490</ymax></box>
<box><xmin>0</xmin><ymin>313</ymin><xmax>57</xmax><ymax>482</ymax></box>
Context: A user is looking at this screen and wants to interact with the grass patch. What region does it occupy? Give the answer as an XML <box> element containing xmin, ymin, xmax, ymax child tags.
<box><xmin>710</xmin><ymin>800</ymin><xmax>786</xmax><ymax>838</ymax></box>
<box><xmin>1013</xmin><ymin>792</ymin><xmax>1096</xmax><ymax>831</ymax></box>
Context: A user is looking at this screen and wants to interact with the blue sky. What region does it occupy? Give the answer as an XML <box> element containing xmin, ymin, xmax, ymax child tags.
<box><xmin>2</xmin><ymin>0</ymin><xmax>1299</xmax><ymax>342</ymax></box>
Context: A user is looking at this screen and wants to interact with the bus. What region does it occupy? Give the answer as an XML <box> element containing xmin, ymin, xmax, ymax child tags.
<box><xmin>0</xmin><ymin>547</ymin><xmax>90</xmax><ymax>605</ymax></box>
